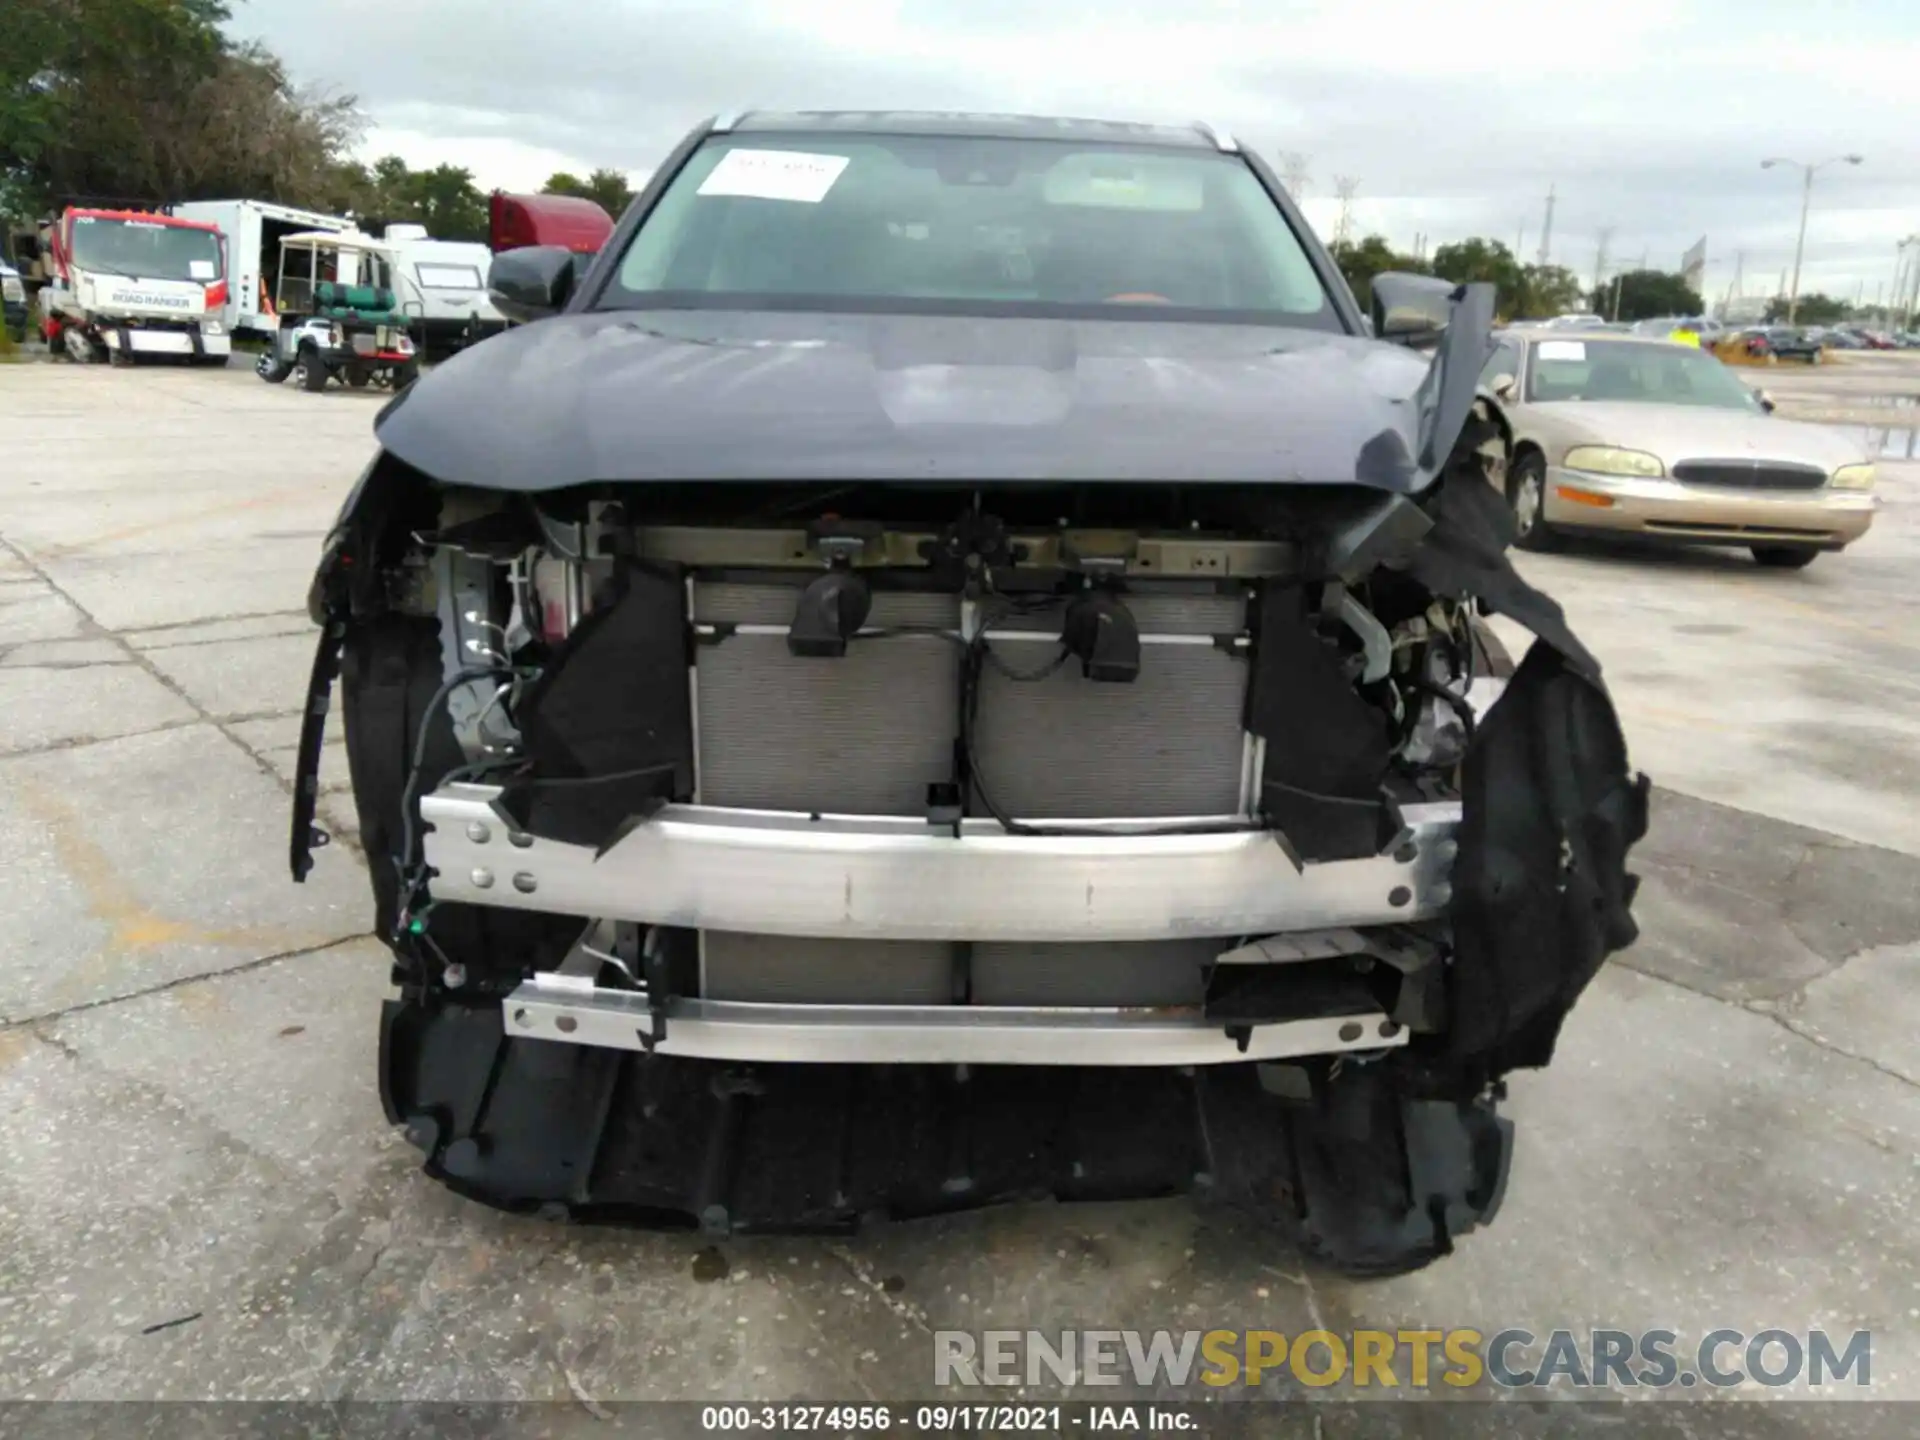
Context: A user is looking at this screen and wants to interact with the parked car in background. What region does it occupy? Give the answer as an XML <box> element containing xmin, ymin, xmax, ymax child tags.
<box><xmin>1712</xmin><ymin>327</ymin><xmax>1775</xmax><ymax>365</ymax></box>
<box><xmin>1</xmin><ymin>260</ymin><xmax>26</xmax><ymax>342</ymax></box>
<box><xmin>1813</xmin><ymin>327</ymin><xmax>1864</xmax><ymax>351</ymax></box>
<box><xmin>1479</xmin><ymin>329</ymin><xmax>1875</xmax><ymax>568</ymax></box>
<box><xmin>1761</xmin><ymin>326</ymin><xmax>1823</xmax><ymax>363</ymax></box>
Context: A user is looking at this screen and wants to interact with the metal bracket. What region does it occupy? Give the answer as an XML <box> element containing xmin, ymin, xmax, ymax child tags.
<box><xmin>432</xmin><ymin>546</ymin><xmax>519</xmax><ymax>761</ymax></box>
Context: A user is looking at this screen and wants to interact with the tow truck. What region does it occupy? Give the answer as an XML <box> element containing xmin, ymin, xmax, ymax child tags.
<box><xmin>22</xmin><ymin>207</ymin><xmax>231</xmax><ymax>366</ymax></box>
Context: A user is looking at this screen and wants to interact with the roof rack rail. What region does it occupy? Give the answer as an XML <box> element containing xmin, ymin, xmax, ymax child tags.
<box><xmin>1192</xmin><ymin>121</ymin><xmax>1239</xmax><ymax>153</ymax></box>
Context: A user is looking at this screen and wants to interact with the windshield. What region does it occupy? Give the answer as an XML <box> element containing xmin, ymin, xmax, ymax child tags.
<box><xmin>69</xmin><ymin>216</ymin><xmax>223</xmax><ymax>283</ymax></box>
<box><xmin>1526</xmin><ymin>337</ymin><xmax>1763</xmax><ymax>410</ymax></box>
<box><xmin>604</xmin><ymin>135</ymin><xmax>1338</xmax><ymax>328</ymax></box>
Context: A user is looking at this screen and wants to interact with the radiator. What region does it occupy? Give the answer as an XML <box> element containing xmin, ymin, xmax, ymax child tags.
<box><xmin>690</xmin><ymin>580</ymin><xmax>1252</xmax><ymax>1006</ymax></box>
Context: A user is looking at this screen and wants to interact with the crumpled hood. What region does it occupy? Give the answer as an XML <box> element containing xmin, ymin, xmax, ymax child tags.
<box><xmin>374</xmin><ymin>309</ymin><xmax>1445</xmax><ymax>493</ymax></box>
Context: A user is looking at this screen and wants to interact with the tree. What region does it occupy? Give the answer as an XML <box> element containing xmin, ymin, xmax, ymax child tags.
<box><xmin>1431</xmin><ymin>238</ymin><xmax>1526</xmax><ymax>317</ymax></box>
<box><xmin>1327</xmin><ymin>234</ymin><xmax>1428</xmax><ymax>303</ymax></box>
<box><xmin>1589</xmin><ymin>270</ymin><xmax>1703</xmax><ymax>323</ymax></box>
<box><xmin>344</xmin><ymin>157</ymin><xmax>488</xmax><ymax>242</ymax></box>
<box><xmin>3</xmin><ymin>0</ymin><xmax>365</xmax><ymax>218</ymax></box>
<box><xmin>1515</xmin><ymin>264</ymin><xmax>1584</xmax><ymax>319</ymax></box>
<box><xmin>1764</xmin><ymin>292</ymin><xmax>1846</xmax><ymax>326</ymax></box>
<box><xmin>542</xmin><ymin>167</ymin><xmax>635</xmax><ymax>219</ymax></box>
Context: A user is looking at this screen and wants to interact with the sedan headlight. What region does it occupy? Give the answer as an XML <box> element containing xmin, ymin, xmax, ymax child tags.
<box><xmin>1830</xmin><ymin>463</ymin><xmax>1876</xmax><ymax>491</ymax></box>
<box><xmin>1563</xmin><ymin>445</ymin><xmax>1666</xmax><ymax>478</ymax></box>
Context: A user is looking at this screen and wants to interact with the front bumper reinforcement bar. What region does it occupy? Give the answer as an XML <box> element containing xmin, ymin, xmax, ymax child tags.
<box><xmin>504</xmin><ymin>984</ymin><xmax>1409</xmax><ymax>1066</ymax></box>
<box><xmin>419</xmin><ymin>789</ymin><xmax>1460</xmax><ymax>942</ymax></box>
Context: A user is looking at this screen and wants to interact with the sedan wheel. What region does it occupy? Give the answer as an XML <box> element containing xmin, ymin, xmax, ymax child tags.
<box><xmin>1752</xmin><ymin>545</ymin><xmax>1818</xmax><ymax>570</ymax></box>
<box><xmin>1508</xmin><ymin>453</ymin><xmax>1559</xmax><ymax>552</ymax></box>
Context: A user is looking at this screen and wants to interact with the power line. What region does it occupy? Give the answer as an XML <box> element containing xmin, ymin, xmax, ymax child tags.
<box><xmin>1332</xmin><ymin>176</ymin><xmax>1358</xmax><ymax>246</ymax></box>
<box><xmin>1277</xmin><ymin>152</ymin><xmax>1311</xmax><ymax>200</ymax></box>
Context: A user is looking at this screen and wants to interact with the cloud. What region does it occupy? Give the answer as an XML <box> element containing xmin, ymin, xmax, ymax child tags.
<box><xmin>227</xmin><ymin>0</ymin><xmax>1920</xmax><ymax>299</ymax></box>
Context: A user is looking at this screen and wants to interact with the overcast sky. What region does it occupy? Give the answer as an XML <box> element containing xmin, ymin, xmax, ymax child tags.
<box><xmin>228</xmin><ymin>0</ymin><xmax>1919</xmax><ymax>305</ymax></box>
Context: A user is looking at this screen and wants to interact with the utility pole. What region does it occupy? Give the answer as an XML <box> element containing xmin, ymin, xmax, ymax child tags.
<box><xmin>1592</xmin><ymin>226</ymin><xmax>1614</xmax><ymax>297</ymax></box>
<box><xmin>1515</xmin><ymin>223</ymin><xmax>1526</xmax><ymax>259</ymax></box>
<box><xmin>1610</xmin><ymin>273</ymin><xmax>1624</xmax><ymax>321</ymax></box>
<box><xmin>1723</xmin><ymin>250</ymin><xmax>1744</xmax><ymax>318</ymax></box>
<box><xmin>1537</xmin><ymin>184</ymin><xmax>1556</xmax><ymax>267</ymax></box>
<box><xmin>1761</xmin><ymin>153</ymin><xmax>1864</xmax><ymax>324</ymax></box>
<box><xmin>1278</xmin><ymin>152</ymin><xmax>1311</xmax><ymax>200</ymax></box>
<box><xmin>1897</xmin><ymin>235</ymin><xmax>1920</xmax><ymax>328</ymax></box>
<box><xmin>1332</xmin><ymin>176</ymin><xmax>1358</xmax><ymax>247</ymax></box>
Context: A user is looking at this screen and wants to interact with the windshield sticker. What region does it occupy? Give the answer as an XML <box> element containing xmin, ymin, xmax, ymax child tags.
<box><xmin>697</xmin><ymin>149</ymin><xmax>851</xmax><ymax>204</ymax></box>
<box><xmin>1537</xmin><ymin>340</ymin><xmax>1587</xmax><ymax>361</ymax></box>
<box><xmin>188</xmin><ymin>259</ymin><xmax>216</xmax><ymax>280</ymax></box>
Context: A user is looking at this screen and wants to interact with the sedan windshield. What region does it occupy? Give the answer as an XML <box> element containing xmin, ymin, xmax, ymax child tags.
<box><xmin>604</xmin><ymin>135</ymin><xmax>1338</xmax><ymax>328</ymax></box>
<box><xmin>1526</xmin><ymin>337</ymin><xmax>1763</xmax><ymax>410</ymax></box>
<box><xmin>69</xmin><ymin>216</ymin><xmax>223</xmax><ymax>283</ymax></box>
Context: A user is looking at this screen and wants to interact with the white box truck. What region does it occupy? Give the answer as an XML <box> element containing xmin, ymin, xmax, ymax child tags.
<box><xmin>169</xmin><ymin>199</ymin><xmax>355</xmax><ymax>339</ymax></box>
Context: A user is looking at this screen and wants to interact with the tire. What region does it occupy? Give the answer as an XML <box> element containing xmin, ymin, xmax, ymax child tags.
<box><xmin>344</xmin><ymin>365</ymin><xmax>372</xmax><ymax>389</ymax></box>
<box><xmin>296</xmin><ymin>347</ymin><xmax>329</xmax><ymax>392</ymax></box>
<box><xmin>256</xmin><ymin>351</ymin><xmax>293</xmax><ymax>384</ymax></box>
<box><xmin>64</xmin><ymin>328</ymin><xmax>100</xmax><ymax>364</ymax></box>
<box><xmin>1507</xmin><ymin>450</ymin><xmax>1558</xmax><ymax>552</ymax></box>
<box><xmin>391</xmin><ymin>360</ymin><xmax>420</xmax><ymax>390</ymax></box>
<box><xmin>1752</xmin><ymin>545</ymin><xmax>1818</xmax><ymax>570</ymax></box>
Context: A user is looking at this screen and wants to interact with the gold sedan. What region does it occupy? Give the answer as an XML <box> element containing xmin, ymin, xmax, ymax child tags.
<box><xmin>1480</xmin><ymin>329</ymin><xmax>1876</xmax><ymax>568</ymax></box>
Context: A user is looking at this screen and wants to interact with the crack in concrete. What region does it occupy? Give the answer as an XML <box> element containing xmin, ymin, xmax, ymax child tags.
<box><xmin>135</xmin><ymin>628</ymin><xmax>314</xmax><ymax>653</ymax></box>
<box><xmin>121</xmin><ymin>608</ymin><xmax>310</xmax><ymax>637</ymax></box>
<box><xmin>1619</xmin><ymin>959</ymin><xmax>1919</xmax><ymax>1094</ymax></box>
<box><xmin>0</xmin><ymin>660</ymin><xmax>137</xmax><ymax>672</ymax></box>
<box><xmin>827</xmin><ymin>1242</ymin><xmax>936</xmax><ymax>1337</ymax></box>
<box><xmin>1763</xmin><ymin>1010</ymin><xmax>1919</xmax><ymax>1093</ymax></box>
<box><xmin>0</xmin><ymin>715</ymin><xmax>205</xmax><ymax>758</ymax></box>
<box><xmin>1</xmin><ymin>932</ymin><xmax>369</xmax><ymax>1031</ymax></box>
<box><xmin>0</xmin><ymin>536</ymin><xmax>307</xmax><ymax>792</ymax></box>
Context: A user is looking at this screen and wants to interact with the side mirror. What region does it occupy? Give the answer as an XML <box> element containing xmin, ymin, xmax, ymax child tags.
<box><xmin>488</xmin><ymin>245</ymin><xmax>577</xmax><ymax>324</ymax></box>
<box><xmin>1490</xmin><ymin>372</ymin><xmax>1518</xmax><ymax>402</ymax></box>
<box><xmin>1371</xmin><ymin>271</ymin><xmax>1455</xmax><ymax>346</ymax></box>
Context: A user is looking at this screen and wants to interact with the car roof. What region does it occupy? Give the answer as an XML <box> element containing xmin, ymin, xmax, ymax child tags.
<box><xmin>723</xmin><ymin>110</ymin><xmax>1229</xmax><ymax>149</ymax></box>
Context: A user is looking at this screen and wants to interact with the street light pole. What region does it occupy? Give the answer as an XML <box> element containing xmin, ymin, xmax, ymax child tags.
<box><xmin>1761</xmin><ymin>154</ymin><xmax>1863</xmax><ymax>325</ymax></box>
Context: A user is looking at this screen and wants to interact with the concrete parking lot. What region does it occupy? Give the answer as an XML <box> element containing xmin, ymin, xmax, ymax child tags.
<box><xmin>1</xmin><ymin>358</ymin><xmax>1915</xmax><ymax>1424</ymax></box>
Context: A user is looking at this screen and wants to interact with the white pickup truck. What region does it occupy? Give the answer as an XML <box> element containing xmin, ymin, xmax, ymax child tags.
<box><xmin>34</xmin><ymin>208</ymin><xmax>232</xmax><ymax>366</ymax></box>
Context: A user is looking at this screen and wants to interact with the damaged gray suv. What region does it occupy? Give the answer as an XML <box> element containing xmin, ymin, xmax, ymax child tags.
<box><xmin>292</xmin><ymin>112</ymin><xmax>1647</xmax><ymax>1275</ymax></box>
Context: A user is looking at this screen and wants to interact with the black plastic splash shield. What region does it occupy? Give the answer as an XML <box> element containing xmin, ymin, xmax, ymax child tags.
<box><xmin>379</xmin><ymin>999</ymin><xmax>1511</xmax><ymax>1274</ymax></box>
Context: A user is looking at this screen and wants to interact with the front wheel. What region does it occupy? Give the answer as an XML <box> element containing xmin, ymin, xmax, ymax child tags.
<box><xmin>64</xmin><ymin>327</ymin><xmax>100</xmax><ymax>364</ymax></box>
<box><xmin>1507</xmin><ymin>451</ymin><xmax>1559</xmax><ymax>552</ymax></box>
<box><xmin>296</xmin><ymin>347</ymin><xmax>330</xmax><ymax>392</ymax></box>
<box><xmin>1752</xmin><ymin>545</ymin><xmax>1818</xmax><ymax>570</ymax></box>
<box><xmin>390</xmin><ymin>360</ymin><xmax>420</xmax><ymax>390</ymax></box>
<box><xmin>257</xmin><ymin>350</ymin><xmax>293</xmax><ymax>383</ymax></box>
